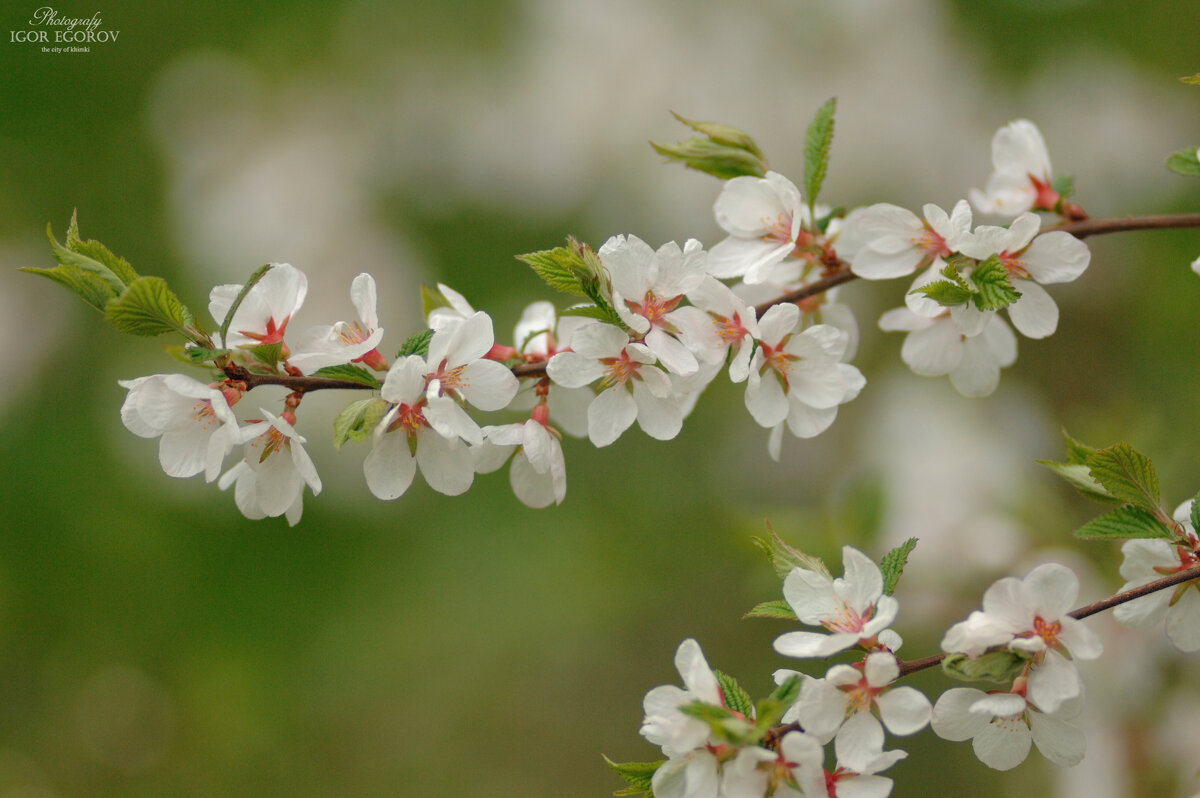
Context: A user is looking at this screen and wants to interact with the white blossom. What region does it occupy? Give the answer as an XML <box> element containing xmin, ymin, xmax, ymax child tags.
<box><xmin>545</xmin><ymin>322</ymin><xmax>682</xmax><ymax>446</ymax></box>
<box><xmin>941</xmin><ymin>562</ymin><xmax>1102</xmax><ymax>713</ymax></box>
<box><xmin>640</xmin><ymin>639</ymin><xmax>723</xmax><ymax>758</ymax></box>
<box><xmin>840</xmin><ymin>201</ymin><xmax>973</xmax><ymax>280</ymax></box>
<box><xmin>969</xmin><ymin>120</ymin><xmax>1058</xmax><ymax>217</ymax></box>
<box><xmin>775</xmin><ymin>546</ymin><xmax>899</xmax><ymax>659</ymax></box>
<box><xmin>476</xmin><ymin>419</ymin><xmax>567</xmax><ymax>508</ymax></box>
<box><xmin>931</xmin><ymin>687</ymin><xmax>1086</xmax><ymax>770</ymax></box>
<box><xmin>218</xmin><ymin>409</ymin><xmax>321</xmax><ymax>526</ymax></box>
<box><xmin>209</xmin><ymin>262</ymin><xmax>307</xmax><ymax>351</ymax></box>
<box><xmin>1113</xmin><ymin>500</ymin><xmax>1200</xmax><ymax>651</ymax></box>
<box><xmin>118</xmin><ymin>374</ymin><xmax>241</xmax><ymax>482</ymax></box>
<box><xmin>877</xmin><ymin>308</ymin><xmax>1017</xmax><ymax>397</ymax></box>
<box><xmin>289</xmin><ymin>272</ymin><xmax>386</xmax><ymax>372</ymax></box>
<box><xmin>707</xmin><ymin>171</ymin><xmax>810</xmax><ymax>284</ymax></box>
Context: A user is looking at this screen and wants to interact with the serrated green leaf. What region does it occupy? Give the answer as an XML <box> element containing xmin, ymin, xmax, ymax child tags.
<box><xmin>911</xmin><ymin>279</ymin><xmax>974</xmax><ymax>307</ymax></box>
<box><xmin>969</xmin><ymin>256</ymin><xmax>1021</xmax><ymax>311</ymax></box>
<box><xmin>104</xmin><ymin>275</ymin><xmax>192</xmax><ymax>337</ymax></box>
<box><xmin>880</xmin><ymin>538</ymin><xmax>917</xmax><ymax>595</ymax></box>
<box><xmin>43</xmin><ymin>218</ymin><xmax>129</xmax><ymax>294</ymax></box>
<box><xmin>1061</xmin><ymin>428</ymin><xmax>1098</xmax><ymax>465</ymax></box>
<box><xmin>603</xmin><ymin>756</ymin><xmax>662</xmax><ymax>795</ymax></box>
<box><xmin>1191</xmin><ymin>490</ymin><xmax>1200</xmax><ymax>533</ymax></box>
<box><xmin>312</xmin><ymin>363</ymin><xmax>382</xmax><ymax>389</ymax></box>
<box><xmin>333</xmin><ymin>397</ymin><xmax>391</xmax><ymax>449</ymax></box>
<box><xmin>1037</xmin><ymin>460</ymin><xmax>1121</xmax><ymax>504</ymax></box>
<box><xmin>20</xmin><ymin>263</ymin><xmax>117</xmax><ymax>312</ymax></box>
<box><xmin>65</xmin><ymin>212</ymin><xmax>139</xmax><ymax>286</ymax></box>
<box><xmin>516</xmin><ymin>245</ymin><xmax>590</xmax><ymax>297</ymax></box>
<box><xmin>803</xmin><ymin>97</ymin><xmax>836</xmax><ymax>210</ymax></box>
<box><xmin>1166</xmin><ymin>148</ymin><xmax>1200</xmax><ymax>177</ymax></box>
<box><xmin>249</xmin><ymin>342</ymin><xmax>283</xmax><ymax>369</ymax></box>
<box><xmin>743</xmin><ymin>600</ymin><xmax>798</xmax><ymax>621</ymax></box>
<box><xmin>397</xmin><ymin>328</ymin><xmax>434</xmax><ymax>358</ymax></box>
<box><xmin>714</xmin><ymin>670</ymin><xmax>754</xmax><ymax>718</ymax></box>
<box><xmin>751</xmin><ymin>521</ymin><xmax>831</xmax><ymax>581</ymax></box>
<box><xmin>1085</xmin><ymin>442</ymin><xmax>1160</xmax><ymax>511</ymax></box>
<box><xmin>1073</xmin><ymin>505</ymin><xmax>1173</xmax><ymax>540</ymax></box>
<box><xmin>560</xmin><ymin>304</ymin><xmax>623</xmax><ymax>324</ymax></box>
<box><xmin>941</xmin><ymin>650</ymin><xmax>1029</xmax><ymax>684</ymax></box>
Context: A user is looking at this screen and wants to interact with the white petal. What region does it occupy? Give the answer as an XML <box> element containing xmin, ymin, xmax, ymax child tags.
<box><xmin>546</xmin><ymin>351</ymin><xmax>605</xmax><ymax>389</ymax></box>
<box><xmin>1027</xmin><ymin>650</ymin><xmax>1081</xmax><ymax>713</ymax></box>
<box><xmin>1029</xmin><ymin>711</ymin><xmax>1086</xmax><ymax>767</ymax></box>
<box><xmin>509</xmin><ymin>453</ymin><xmax>555</xmax><ymax>508</ymax></box>
<box><xmin>415</xmin><ymin>431</ymin><xmax>475</xmax><ymax>496</ymax></box>
<box><xmin>949</xmin><ymin>334</ymin><xmax>1002</xmax><ymax>397</ymax></box>
<box><xmin>876</xmin><ymin>687</ymin><xmax>932</xmax><ymax>736</ymax></box>
<box><xmin>632</xmin><ymin>381</ymin><xmax>683</xmax><ymax>440</ymax></box>
<box><xmin>1021</xmin><ymin>232</ymin><xmax>1090</xmax><ymax>284</ymax></box>
<box><xmin>931</xmin><ymin>688</ymin><xmax>989</xmax><ymax>741</ymax></box>
<box><xmin>901</xmin><ymin>320</ymin><xmax>963</xmax><ymax>376</ymax></box>
<box><xmin>1006</xmin><ymin>280</ymin><xmax>1058</xmax><ymax>339</ymax></box>
<box><xmin>1166</xmin><ymin>587</ymin><xmax>1200</xmax><ymax>651</ymax></box>
<box><xmin>645</xmin><ymin>328</ymin><xmax>698</xmax><ymax>376</ymax></box>
<box><xmin>458</xmin><ymin>359</ymin><xmax>519</xmax><ymax>410</ymax></box>
<box><xmin>363</xmin><ymin>432</ymin><xmax>417</xmax><ymax>500</ymax></box>
<box><xmin>588</xmin><ymin>388</ymin><xmax>637</xmax><ymax>447</ymax></box>
<box><xmin>973</xmin><ymin>717</ymin><xmax>1032</xmax><ymax>771</ymax></box>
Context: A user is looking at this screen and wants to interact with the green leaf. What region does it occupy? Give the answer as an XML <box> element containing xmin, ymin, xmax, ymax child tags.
<box><xmin>560</xmin><ymin>303</ymin><xmax>623</xmax><ymax>325</ymax></box>
<box><xmin>1191</xmin><ymin>490</ymin><xmax>1200</xmax><ymax>532</ymax></box>
<box><xmin>768</xmin><ymin>674</ymin><xmax>801</xmax><ymax>706</ymax></box>
<box><xmin>911</xmin><ymin>279</ymin><xmax>973</xmax><ymax>307</ymax></box>
<box><xmin>333</xmin><ymin>397</ymin><xmax>391</xmax><ymax>449</ymax></box>
<box><xmin>714</xmin><ymin>670</ymin><xmax>755</xmax><ymax>718</ymax></box>
<box><xmin>312</xmin><ymin>363</ymin><xmax>382</xmax><ymax>389</ymax></box>
<box><xmin>814</xmin><ymin>206</ymin><xmax>844</xmax><ymax>234</ymax></box>
<box><xmin>44</xmin><ymin>218</ymin><xmax>128</xmax><ymax>293</ymax></box>
<box><xmin>1085</xmin><ymin>442</ymin><xmax>1160</xmax><ymax>511</ymax></box>
<box><xmin>516</xmin><ymin>242</ymin><xmax>590</xmax><ymax>298</ymax></box>
<box><xmin>1061</xmin><ymin>428</ymin><xmax>1098</xmax><ymax>465</ymax></box>
<box><xmin>603</xmin><ymin>756</ymin><xmax>662</xmax><ymax>795</ymax></box>
<box><xmin>219</xmin><ymin>264</ymin><xmax>272</xmax><ymax>345</ymax></box>
<box><xmin>751</xmin><ymin>521</ymin><xmax>832</xmax><ymax>581</ymax></box>
<box><xmin>1166</xmin><ymin>147</ymin><xmax>1200</xmax><ymax>177</ymax></box>
<box><xmin>185</xmin><ymin>345</ymin><xmax>231</xmax><ymax>365</ymax></box>
<box><xmin>942</xmin><ymin>650</ymin><xmax>1029</xmax><ymax>684</ymax></box>
<box><xmin>969</xmin><ymin>256</ymin><xmax>1021</xmax><ymax>311</ymax></box>
<box><xmin>743</xmin><ymin>599</ymin><xmax>798</xmax><ymax>621</ymax></box>
<box><xmin>1181</xmin><ymin>73</ymin><xmax>1200</xmax><ymax>85</ymax></box>
<box><xmin>755</xmin><ymin>674</ymin><xmax>801</xmax><ymax>730</ymax></box>
<box><xmin>420</xmin><ymin>284</ymin><xmax>452</xmax><ymax>320</ymax></box>
<box><xmin>803</xmin><ymin>97</ymin><xmax>836</xmax><ymax>210</ymax></box>
<box><xmin>880</xmin><ymin>538</ymin><xmax>917</xmax><ymax>595</ymax></box>
<box><xmin>651</xmin><ymin>113</ymin><xmax>768</xmax><ymax>180</ymax></box>
<box><xmin>20</xmin><ymin>263</ymin><xmax>117</xmax><ymax>313</ymax></box>
<box><xmin>104</xmin><ymin>275</ymin><xmax>192</xmax><ymax>337</ymax></box>
<box><xmin>1037</xmin><ymin>460</ymin><xmax>1120</xmax><ymax>504</ymax></box>
<box><xmin>1073</xmin><ymin>505</ymin><xmax>1173</xmax><ymax>540</ymax></box>
<box><xmin>249</xmin><ymin>342</ymin><xmax>283</xmax><ymax>369</ymax></box>
<box><xmin>65</xmin><ymin>210</ymin><xmax>139</xmax><ymax>287</ymax></box>
<box><xmin>397</xmin><ymin>328</ymin><xmax>434</xmax><ymax>359</ymax></box>
<box><xmin>677</xmin><ymin>701</ymin><xmax>757</xmax><ymax>745</ymax></box>
<box><xmin>1050</xmin><ymin>174</ymin><xmax>1075</xmax><ymax>200</ymax></box>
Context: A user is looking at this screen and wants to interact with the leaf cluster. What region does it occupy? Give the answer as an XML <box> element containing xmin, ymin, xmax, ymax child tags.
<box><xmin>517</xmin><ymin>237</ymin><xmax>623</xmax><ymax>326</ymax></box>
<box><xmin>911</xmin><ymin>255</ymin><xmax>1022</xmax><ymax>312</ymax></box>
<box><xmin>650</xmin><ymin>112</ymin><xmax>768</xmax><ymax>180</ymax></box>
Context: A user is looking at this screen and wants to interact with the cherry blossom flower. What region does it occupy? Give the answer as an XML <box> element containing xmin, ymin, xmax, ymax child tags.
<box><xmin>601</xmin><ymin>234</ymin><xmax>708</xmax><ymax>376</ymax></box>
<box><xmin>840</xmin><ymin>201</ymin><xmax>973</xmax><ymax>280</ymax></box>
<box><xmin>786</xmin><ymin>653</ymin><xmax>932</xmax><ymax>747</ymax></box>
<box><xmin>720</xmin><ymin>732</ymin><xmax>823</xmax><ymax>798</ymax></box>
<box><xmin>218</xmin><ymin>409</ymin><xmax>321</xmax><ymax>526</ymax></box>
<box><xmin>707</xmin><ymin>171</ymin><xmax>811</xmax><ymax>284</ymax></box>
<box><xmin>651</xmin><ymin>749</ymin><xmax>719</xmax><ymax>798</ymax></box>
<box><xmin>957</xmin><ymin>213</ymin><xmax>1090</xmax><ymax>339</ymax></box>
<box><xmin>363</xmin><ymin>357</ymin><xmax>476</xmax><ymax>499</ymax></box>
<box><xmin>676</xmin><ymin>275</ymin><xmax>759</xmax><ymax>382</ymax></box>
<box><xmin>508</xmin><ymin>301</ymin><xmax>591</xmax><ymax>438</ymax></box>
<box><xmin>1113</xmin><ymin>500</ymin><xmax>1200</xmax><ymax>651</ymax></box>
<box><xmin>744</xmin><ymin>304</ymin><xmax>856</xmax><ymax>431</ymax></box>
<box><xmin>941</xmin><ymin>562</ymin><xmax>1102</xmax><ymax>713</ymax></box>
<box><xmin>289</xmin><ymin>272</ymin><xmax>386</xmax><ymax>373</ymax></box>
<box><xmin>475</xmin><ymin>417</ymin><xmax>567</xmax><ymax>508</ymax></box>
<box><xmin>821</xmin><ymin>717</ymin><xmax>906</xmax><ymax>798</ymax></box>
<box><xmin>640</xmin><ymin>638</ymin><xmax>723</xmax><ymax>758</ymax></box>
<box><xmin>118</xmin><ymin>374</ymin><xmax>242</xmax><ymax>482</ymax></box>
<box><xmin>774</xmin><ymin>546</ymin><xmax>899</xmax><ymax>659</ymax></box>
<box><xmin>969</xmin><ymin>120</ymin><xmax>1059</xmax><ymax>217</ymax></box>
<box><xmin>877</xmin><ymin>308</ymin><xmax>1017</xmax><ymax>397</ymax></box>
<box><xmin>931</xmin><ymin>687</ymin><xmax>1086</xmax><ymax>771</ymax></box>
<box><xmin>426</xmin><ymin>282</ymin><xmax>478</xmax><ymax>332</ymax></box>
<box><xmin>209</xmin><ymin>262</ymin><xmax>307</xmax><ymax>352</ymax></box>
<box><xmin>545</xmin><ymin>322</ymin><xmax>682</xmax><ymax>446</ymax></box>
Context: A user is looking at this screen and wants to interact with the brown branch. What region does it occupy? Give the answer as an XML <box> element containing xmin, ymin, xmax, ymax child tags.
<box><xmin>894</xmin><ymin>562</ymin><xmax>1200</xmax><ymax>679</ymax></box>
<box><xmin>215</xmin><ymin>212</ymin><xmax>1200</xmax><ymax>395</ymax></box>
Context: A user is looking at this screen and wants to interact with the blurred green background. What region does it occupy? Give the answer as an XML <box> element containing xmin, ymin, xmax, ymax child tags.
<box><xmin>2</xmin><ymin>1</ymin><xmax>1200</xmax><ymax>796</ymax></box>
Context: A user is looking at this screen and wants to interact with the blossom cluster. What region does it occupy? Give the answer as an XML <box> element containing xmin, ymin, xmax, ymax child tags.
<box><xmin>113</xmin><ymin>119</ymin><xmax>1093</xmax><ymax>524</ymax></box>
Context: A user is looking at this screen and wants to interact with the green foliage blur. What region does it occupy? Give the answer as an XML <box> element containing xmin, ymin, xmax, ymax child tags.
<box><xmin>2</xmin><ymin>1</ymin><xmax>1200</xmax><ymax>796</ymax></box>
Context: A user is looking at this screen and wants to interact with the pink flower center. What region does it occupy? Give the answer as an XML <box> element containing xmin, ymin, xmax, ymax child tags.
<box><xmin>712</xmin><ymin>312</ymin><xmax>749</xmax><ymax>345</ymax></box>
<box><xmin>387</xmin><ymin>402</ymin><xmax>428</xmax><ymax>437</ymax></box>
<box><xmin>626</xmin><ymin>291</ymin><xmax>683</xmax><ymax>328</ymax></box>
<box><xmin>191</xmin><ymin>400</ymin><xmax>218</xmax><ymax>428</ymax></box>
<box><xmin>427</xmin><ymin>359</ymin><xmax>469</xmax><ymax>393</ymax></box>
<box><xmin>821</xmin><ymin>600</ymin><xmax>872</xmax><ymax>635</ymax></box>
<box><xmin>911</xmin><ymin>227</ymin><xmax>951</xmax><ymax>258</ymax></box>
<box><xmin>759</xmin><ymin>340</ymin><xmax>796</xmax><ymax>387</ymax></box>
<box><xmin>998</xmin><ymin>251</ymin><xmax>1031</xmax><ymax>280</ymax></box>
<box><xmin>1029</xmin><ymin>174</ymin><xmax>1060</xmax><ymax>211</ymax></box>
<box><xmin>1032</xmin><ymin>616</ymin><xmax>1062</xmax><ymax>647</ymax></box>
<box><xmin>761</xmin><ymin>212</ymin><xmax>794</xmax><ymax>245</ymax></box>
<box><xmin>258</xmin><ymin>426</ymin><xmax>289</xmax><ymax>463</ymax></box>
<box><xmin>599</xmin><ymin>349</ymin><xmax>638</xmax><ymax>389</ymax></box>
<box><xmin>240</xmin><ymin>315</ymin><xmax>291</xmax><ymax>346</ymax></box>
